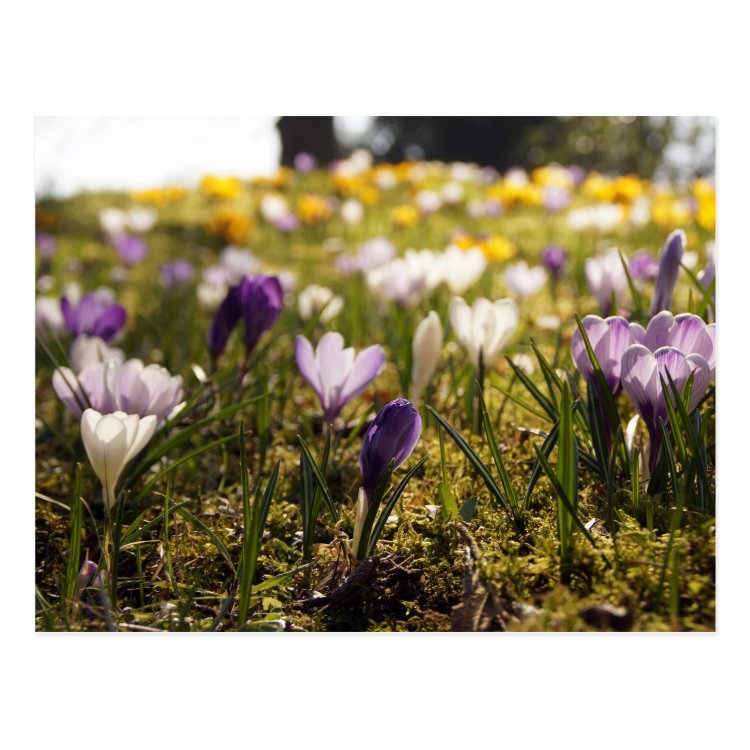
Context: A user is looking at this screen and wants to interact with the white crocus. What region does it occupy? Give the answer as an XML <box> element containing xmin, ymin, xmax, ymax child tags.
<box><xmin>504</xmin><ymin>261</ymin><xmax>547</xmax><ymax>298</ymax></box>
<box><xmin>127</xmin><ymin>207</ymin><xmax>158</xmax><ymax>233</ymax></box>
<box><xmin>298</xmin><ymin>285</ymin><xmax>344</xmax><ymax>323</ymax></box>
<box><xmin>449</xmin><ymin>296</ymin><xmax>519</xmax><ymax>371</ymax></box>
<box><xmin>260</xmin><ymin>193</ymin><xmax>290</xmax><ymax>223</ymax></box>
<box><xmin>70</xmin><ymin>335</ymin><xmax>125</xmax><ymax>373</ymax></box>
<box><xmin>341</xmin><ymin>199</ymin><xmax>364</xmax><ymax>227</ymax></box>
<box><xmin>36</xmin><ymin>297</ymin><xmax>65</xmax><ymax>339</ymax></box>
<box><xmin>80</xmin><ymin>409</ymin><xmax>157</xmax><ymax>509</ymax></box>
<box><xmin>410</xmin><ymin>311</ymin><xmax>443</xmax><ymax>403</ymax></box>
<box><xmin>441</xmin><ymin>245</ymin><xmax>487</xmax><ymax>294</ymax></box>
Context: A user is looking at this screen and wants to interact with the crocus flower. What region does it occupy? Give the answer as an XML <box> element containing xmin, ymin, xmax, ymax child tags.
<box><xmin>260</xmin><ymin>193</ymin><xmax>290</xmax><ymax>223</ymax></box>
<box><xmin>112</xmin><ymin>233</ymin><xmax>148</xmax><ymax>266</ymax></box>
<box><xmin>80</xmin><ymin>408</ymin><xmax>158</xmax><ymax>509</ymax></box>
<box><xmin>621</xmin><ymin>345</ymin><xmax>711</xmax><ymax>470</ymax></box>
<box><xmin>61</xmin><ymin>291</ymin><xmax>126</xmax><ymax>341</ymax></box>
<box><xmin>341</xmin><ymin>199</ymin><xmax>364</xmax><ymax>227</ymax></box>
<box><xmin>297</xmin><ymin>285</ymin><xmax>343</xmax><ymax>323</ymax></box>
<box><xmin>272</xmin><ymin>213</ymin><xmax>300</xmax><ymax>233</ymax></box>
<box><xmin>632</xmin><ymin>311</ymin><xmax>715</xmax><ymax>380</ymax></box>
<box><xmin>336</xmin><ymin>237</ymin><xmax>396</xmax><ymax>275</ymax></box>
<box><xmin>53</xmin><ymin>364</ymin><xmax>115</xmax><ymax>417</ymax></box>
<box><xmin>358</xmin><ymin>398</ymin><xmax>423</xmax><ymax>503</ymax></box>
<box><xmin>160</xmin><ymin>260</ymin><xmax>194</xmax><ymax>288</ymax></box>
<box><xmin>69</xmin><ymin>335</ymin><xmax>124</xmax><ymax>373</ymax></box>
<box><xmin>127</xmin><ymin>207</ymin><xmax>158</xmax><ymax>233</ymax></box>
<box><xmin>584</xmin><ymin>248</ymin><xmax>629</xmax><ymax>316</ymax></box>
<box><xmin>543</xmin><ymin>185</ymin><xmax>571</xmax><ymax>212</ymax></box>
<box><xmin>366</xmin><ymin>259</ymin><xmax>427</xmax><ymax>307</ymax></box>
<box><xmin>541</xmin><ymin>245</ymin><xmax>567</xmax><ymax>280</ymax></box>
<box><xmin>99</xmin><ymin>208</ymin><xmax>128</xmax><ymax>236</ymax></box>
<box><xmin>106</xmin><ymin>359</ymin><xmax>184</xmax><ymax>421</ymax></box>
<box><xmin>36</xmin><ymin>297</ymin><xmax>65</xmax><ymax>339</ymax></box>
<box><xmin>449</xmin><ymin>296</ymin><xmax>519</xmax><ymax>372</ymax></box>
<box><xmin>441</xmin><ymin>246</ymin><xmax>487</xmax><ymax>295</ymax></box>
<box><xmin>504</xmin><ymin>261</ymin><xmax>547</xmax><ymax>298</ymax></box>
<box><xmin>570</xmin><ymin>315</ymin><xmax>643</xmax><ymax>395</ymax></box>
<box><xmin>628</xmin><ymin>252</ymin><xmax>659</xmax><ymax>284</ymax></box>
<box><xmin>411</xmin><ymin>311</ymin><xmax>443</xmax><ymax>403</ymax></box>
<box><xmin>208</xmin><ymin>274</ymin><xmax>283</xmax><ymax>362</ymax></box>
<box><xmin>295</xmin><ymin>332</ymin><xmax>385</xmax><ymax>424</ymax></box>
<box><xmin>651</xmin><ymin>229</ymin><xmax>685</xmax><ymax>314</ymax></box>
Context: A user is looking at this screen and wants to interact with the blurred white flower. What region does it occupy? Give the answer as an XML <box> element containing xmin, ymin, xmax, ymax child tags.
<box><xmin>260</xmin><ymin>193</ymin><xmax>290</xmax><ymax>223</ymax></box>
<box><xmin>585</xmin><ymin>247</ymin><xmax>629</xmax><ymax>315</ymax></box>
<box><xmin>511</xmin><ymin>353</ymin><xmax>535</xmax><ymax>376</ymax></box>
<box><xmin>341</xmin><ymin>199</ymin><xmax>364</xmax><ymax>226</ymax></box>
<box><xmin>415</xmin><ymin>190</ymin><xmax>442</xmax><ymax>216</ymax></box>
<box><xmin>99</xmin><ymin>208</ymin><xmax>128</xmax><ymax>236</ymax></box>
<box><xmin>70</xmin><ymin>335</ymin><xmax>124</xmax><ymax>373</ymax></box>
<box><xmin>411</xmin><ymin>311</ymin><xmax>443</xmax><ymax>402</ymax></box>
<box><xmin>535</xmin><ymin>314</ymin><xmax>561</xmax><ymax>330</ymax></box>
<box><xmin>36</xmin><ymin>297</ymin><xmax>65</xmax><ymax>339</ymax></box>
<box><xmin>567</xmin><ymin>204</ymin><xmax>624</xmax><ymax>232</ymax></box>
<box><xmin>298</xmin><ymin>284</ymin><xmax>343</xmax><ymax>323</ymax></box>
<box><xmin>440</xmin><ymin>245</ymin><xmax>486</xmax><ymax>294</ymax></box>
<box><xmin>504</xmin><ymin>261</ymin><xmax>547</xmax><ymax>298</ymax></box>
<box><xmin>220</xmin><ymin>246</ymin><xmax>260</xmax><ymax>284</ymax></box>
<box><xmin>441</xmin><ymin>182</ymin><xmax>465</xmax><ymax>205</ymax></box>
<box><xmin>127</xmin><ymin>207</ymin><xmax>158</xmax><ymax>233</ymax></box>
<box><xmin>449</xmin><ymin>296</ymin><xmax>519</xmax><ymax>371</ymax></box>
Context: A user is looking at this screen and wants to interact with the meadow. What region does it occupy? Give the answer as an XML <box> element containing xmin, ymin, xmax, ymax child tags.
<box><xmin>34</xmin><ymin>152</ymin><xmax>716</xmax><ymax>632</ymax></box>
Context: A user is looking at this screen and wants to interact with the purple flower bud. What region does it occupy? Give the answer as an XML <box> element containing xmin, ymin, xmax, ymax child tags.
<box><xmin>650</xmin><ymin>229</ymin><xmax>685</xmax><ymax>315</ymax></box>
<box><xmin>112</xmin><ymin>233</ymin><xmax>148</xmax><ymax>266</ymax></box>
<box><xmin>160</xmin><ymin>259</ymin><xmax>194</xmax><ymax>288</ymax></box>
<box><xmin>294</xmin><ymin>152</ymin><xmax>317</xmax><ymax>173</ymax></box>
<box><xmin>541</xmin><ymin>245</ymin><xmax>568</xmax><ymax>279</ymax></box>
<box><xmin>359</xmin><ymin>399</ymin><xmax>422</xmax><ymax>503</ymax></box>
<box><xmin>208</xmin><ymin>274</ymin><xmax>283</xmax><ymax>362</ymax></box>
<box><xmin>272</xmin><ymin>214</ymin><xmax>301</xmax><ymax>233</ymax></box>
<box><xmin>542</xmin><ymin>185</ymin><xmax>571</xmax><ymax>212</ymax></box>
<box><xmin>61</xmin><ymin>293</ymin><xmax>126</xmax><ymax>341</ymax></box>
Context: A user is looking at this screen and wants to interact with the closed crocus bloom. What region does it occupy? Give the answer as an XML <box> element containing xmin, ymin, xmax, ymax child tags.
<box><xmin>570</xmin><ymin>315</ymin><xmax>643</xmax><ymax>395</ymax></box>
<box><xmin>584</xmin><ymin>248</ymin><xmax>629</xmax><ymax>316</ymax></box>
<box><xmin>628</xmin><ymin>253</ymin><xmax>659</xmax><ymax>285</ymax></box>
<box><xmin>449</xmin><ymin>296</ymin><xmax>519</xmax><ymax>372</ymax></box>
<box><xmin>160</xmin><ymin>260</ymin><xmax>194</xmax><ymax>288</ymax></box>
<box><xmin>541</xmin><ymin>245</ymin><xmax>567</xmax><ymax>280</ymax></box>
<box><xmin>621</xmin><ymin>345</ymin><xmax>711</xmax><ymax>470</ymax></box>
<box><xmin>298</xmin><ymin>285</ymin><xmax>343</xmax><ymax>323</ymax></box>
<box><xmin>69</xmin><ymin>335</ymin><xmax>124</xmax><ymax>373</ymax></box>
<box><xmin>112</xmin><ymin>234</ymin><xmax>148</xmax><ymax>266</ymax></box>
<box><xmin>504</xmin><ymin>261</ymin><xmax>547</xmax><ymax>298</ymax></box>
<box><xmin>106</xmin><ymin>359</ymin><xmax>184</xmax><ymax>421</ymax></box>
<box><xmin>61</xmin><ymin>291</ymin><xmax>126</xmax><ymax>341</ymax></box>
<box><xmin>410</xmin><ymin>311</ymin><xmax>443</xmax><ymax>403</ymax></box>
<box><xmin>651</xmin><ymin>229</ymin><xmax>685</xmax><ymax>314</ymax></box>
<box><xmin>359</xmin><ymin>399</ymin><xmax>422</xmax><ymax>503</ymax></box>
<box><xmin>80</xmin><ymin>409</ymin><xmax>158</xmax><ymax>509</ymax></box>
<box><xmin>36</xmin><ymin>297</ymin><xmax>66</xmax><ymax>339</ymax></box>
<box><xmin>295</xmin><ymin>332</ymin><xmax>385</xmax><ymax>424</ymax></box>
<box><xmin>53</xmin><ymin>363</ymin><xmax>115</xmax><ymax>418</ymax></box>
<box><xmin>634</xmin><ymin>311</ymin><xmax>716</xmax><ymax>380</ymax></box>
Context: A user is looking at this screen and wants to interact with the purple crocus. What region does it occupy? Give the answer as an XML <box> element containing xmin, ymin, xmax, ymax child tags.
<box><xmin>208</xmin><ymin>274</ymin><xmax>283</xmax><ymax>362</ymax></box>
<box><xmin>294</xmin><ymin>152</ymin><xmax>317</xmax><ymax>173</ymax></box>
<box><xmin>621</xmin><ymin>345</ymin><xmax>711</xmax><ymax>470</ymax></box>
<box><xmin>570</xmin><ymin>315</ymin><xmax>643</xmax><ymax>396</ymax></box>
<box><xmin>541</xmin><ymin>245</ymin><xmax>568</xmax><ymax>280</ymax></box>
<box><xmin>359</xmin><ymin>398</ymin><xmax>422</xmax><ymax>503</ymax></box>
<box><xmin>295</xmin><ymin>332</ymin><xmax>385</xmax><ymax>424</ymax></box>
<box><xmin>650</xmin><ymin>229</ymin><xmax>685</xmax><ymax>314</ymax></box>
<box><xmin>543</xmin><ymin>185</ymin><xmax>571</xmax><ymax>212</ymax></box>
<box><xmin>61</xmin><ymin>292</ymin><xmax>126</xmax><ymax>341</ymax></box>
<box><xmin>112</xmin><ymin>233</ymin><xmax>148</xmax><ymax>266</ymax></box>
<box><xmin>160</xmin><ymin>260</ymin><xmax>195</xmax><ymax>288</ymax></box>
<box><xmin>628</xmin><ymin>252</ymin><xmax>659</xmax><ymax>285</ymax></box>
<box><xmin>272</xmin><ymin>213</ymin><xmax>301</xmax><ymax>233</ymax></box>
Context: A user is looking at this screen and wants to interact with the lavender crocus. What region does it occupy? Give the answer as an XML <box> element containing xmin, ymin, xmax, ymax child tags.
<box><xmin>294</xmin><ymin>152</ymin><xmax>318</xmax><ymax>173</ymax></box>
<box><xmin>36</xmin><ymin>233</ymin><xmax>57</xmax><ymax>259</ymax></box>
<box><xmin>359</xmin><ymin>398</ymin><xmax>422</xmax><ymax>503</ymax></box>
<box><xmin>628</xmin><ymin>253</ymin><xmax>659</xmax><ymax>285</ymax></box>
<box><xmin>112</xmin><ymin>233</ymin><xmax>148</xmax><ymax>266</ymax></box>
<box><xmin>541</xmin><ymin>245</ymin><xmax>567</xmax><ymax>280</ymax></box>
<box><xmin>61</xmin><ymin>291</ymin><xmax>126</xmax><ymax>341</ymax></box>
<box><xmin>294</xmin><ymin>332</ymin><xmax>385</xmax><ymax>424</ymax></box>
<box><xmin>160</xmin><ymin>260</ymin><xmax>194</xmax><ymax>288</ymax></box>
<box><xmin>650</xmin><ymin>229</ymin><xmax>685</xmax><ymax>314</ymax></box>
<box><xmin>272</xmin><ymin>214</ymin><xmax>300</xmax><ymax>233</ymax></box>
<box><xmin>584</xmin><ymin>248</ymin><xmax>629</xmax><ymax>316</ymax></box>
<box><xmin>543</xmin><ymin>185</ymin><xmax>571</xmax><ymax>212</ymax></box>
<box><xmin>208</xmin><ymin>274</ymin><xmax>283</xmax><ymax>363</ymax></box>
<box><xmin>621</xmin><ymin>345</ymin><xmax>711</xmax><ymax>470</ymax></box>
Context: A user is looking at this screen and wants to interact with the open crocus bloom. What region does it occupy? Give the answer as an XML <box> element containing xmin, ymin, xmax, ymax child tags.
<box><xmin>80</xmin><ymin>409</ymin><xmax>157</xmax><ymax>509</ymax></box>
<box><xmin>449</xmin><ymin>296</ymin><xmax>519</xmax><ymax>371</ymax></box>
<box><xmin>295</xmin><ymin>332</ymin><xmax>385</xmax><ymax>424</ymax></box>
<box><xmin>61</xmin><ymin>291</ymin><xmax>126</xmax><ymax>341</ymax></box>
<box><xmin>631</xmin><ymin>311</ymin><xmax>715</xmax><ymax>380</ymax></box>
<box><xmin>53</xmin><ymin>364</ymin><xmax>115</xmax><ymax>417</ymax></box>
<box><xmin>106</xmin><ymin>359</ymin><xmax>184</xmax><ymax>421</ymax></box>
<box><xmin>504</xmin><ymin>261</ymin><xmax>547</xmax><ymax>298</ymax></box>
<box><xmin>570</xmin><ymin>315</ymin><xmax>643</xmax><ymax>395</ymax></box>
<box><xmin>621</xmin><ymin>345</ymin><xmax>711</xmax><ymax>470</ymax></box>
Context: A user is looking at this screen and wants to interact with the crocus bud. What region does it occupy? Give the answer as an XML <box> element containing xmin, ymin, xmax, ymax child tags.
<box><xmin>239</xmin><ymin>274</ymin><xmax>283</xmax><ymax>356</ymax></box>
<box><xmin>359</xmin><ymin>399</ymin><xmax>422</xmax><ymax>503</ymax></box>
<box><xmin>80</xmin><ymin>409</ymin><xmax>157</xmax><ymax>509</ymax></box>
<box><xmin>61</xmin><ymin>292</ymin><xmax>127</xmax><ymax>341</ymax></box>
<box><xmin>541</xmin><ymin>245</ymin><xmax>567</xmax><ymax>280</ymax></box>
<box><xmin>650</xmin><ymin>229</ymin><xmax>685</xmax><ymax>315</ymax></box>
<box><xmin>410</xmin><ymin>311</ymin><xmax>443</xmax><ymax>403</ymax></box>
<box><xmin>208</xmin><ymin>285</ymin><xmax>242</xmax><ymax>361</ymax></box>
<box><xmin>69</xmin><ymin>335</ymin><xmax>124</xmax><ymax>373</ymax></box>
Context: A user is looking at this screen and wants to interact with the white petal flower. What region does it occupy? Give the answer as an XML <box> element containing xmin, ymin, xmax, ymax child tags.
<box><xmin>70</xmin><ymin>335</ymin><xmax>125</xmax><ymax>373</ymax></box>
<box><xmin>80</xmin><ymin>409</ymin><xmax>157</xmax><ymax>509</ymax></box>
<box><xmin>449</xmin><ymin>296</ymin><xmax>519</xmax><ymax>371</ymax></box>
<box><xmin>298</xmin><ymin>285</ymin><xmax>343</xmax><ymax>323</ymax></box>
<box><xmin>411</xmin><ymin>311</ymin><xmax>444</xmax><ymax>403</ymax></box>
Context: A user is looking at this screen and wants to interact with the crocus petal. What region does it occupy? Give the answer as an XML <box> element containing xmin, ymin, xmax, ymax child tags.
<box><xmin>91</xmin><ymin>304</ymin><xmax>126</xmax><ymax>341</ymax></box>
<box><xmin>208</xmin><ymin>285</ymin><xmax>242</xmax><ymax>360</ymax></box>
<box><xmin>339</xmin><ymin>345</ymin><xmax>386</xmax><ymax>405</ymax></box>
<box><xmin>684</xmin><ymin>354</ymin><xmax>712</xmax><ymax>412</ymax></box>
<box><xmin>671</xmin><ymin>314</ymin><xmax>715</xmax><ymax>377</ymax></box>
<box><xmin>294</xmin><ymin>335</ymin><xmax>323</xmax><ymax>398</ymax></box>
<box><xmin>643</xmin><ymin>310</ymin><xmax>675</xmax><ymax>352</ymax></box>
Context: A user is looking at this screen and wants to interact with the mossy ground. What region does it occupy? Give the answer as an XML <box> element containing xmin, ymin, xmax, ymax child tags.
<box><xmin>35</xmin><ymin>172</ymin><xmax>715</xmax><ymax>631</ymax></box>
